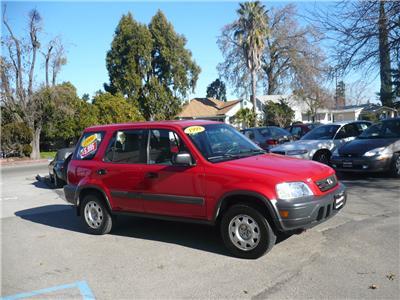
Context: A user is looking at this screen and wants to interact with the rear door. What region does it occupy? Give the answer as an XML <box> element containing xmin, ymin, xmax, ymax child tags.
<box><xmin>141</xmin><ymin>128</ymin><xmax>206</xmax><ymax>218</ymax></box>
<box><xmin>98</xmin><ymin>129</ymin><xmax>148</xmax><ymax>212</ymax></box>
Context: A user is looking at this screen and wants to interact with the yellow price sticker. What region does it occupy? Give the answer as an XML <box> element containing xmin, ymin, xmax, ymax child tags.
<box><xmin>81</xmin><ymin>134</ymin><xmax>97</xmax><ymax>147</ymax></box>
<box><xmin>184</xmin><ymin>126</ymin><xmax>205</xmax><ymax>135</ymax></box>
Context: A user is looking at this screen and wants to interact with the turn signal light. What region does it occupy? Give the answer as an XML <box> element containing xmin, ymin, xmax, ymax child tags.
<box><xmin>279</xmin><ymin>210</ymin><xmax>289</xmax><ymax>218</ymax></box>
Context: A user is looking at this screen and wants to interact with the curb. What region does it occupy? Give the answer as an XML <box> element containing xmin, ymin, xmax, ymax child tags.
<box><xmin>0</xmin><ymin>159</ymin><xmax>49</xmax><ymax>167</ymax></box>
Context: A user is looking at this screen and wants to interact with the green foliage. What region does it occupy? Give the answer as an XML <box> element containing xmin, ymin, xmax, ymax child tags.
<box><xmin>206</xmin><ymin>79</ymin><xmax>227</xmax><ymax>101</ymax></box>
<box><xmin>359</xmin><ymin>112</ymin><xmax>379</xmax><ymax>123</ymax></box>
<box><xmin>263</xmin><ymin>100</ymin><xmax>294</xmax><ymax>127</ymax></box>
<box><xmin>1</xmin><ymin>122</ymin><xmax>33</xmax><ymax>157</ymax></box>
<box><xmin>22</xmin><ymin>144</ymin><xmax>32</xmax><ymax>157</ymax></box>
<box><xmin>235</xmin><ymin>108</ymin><xmax>256</xmax><ymax>128</ymax></box>
<box><xmin>93</xmin><ymin>92</ymin><xmax>143</xmax><ymax>125</ymax></box>
<box><xmin>105</xmin><ymin>10</ymin><xmax>200</xmax><ymax>120</ymax></box>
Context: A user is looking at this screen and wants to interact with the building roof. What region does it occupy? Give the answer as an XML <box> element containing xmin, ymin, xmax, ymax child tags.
<box><xmin>177</xmin><ymin>98</ymin><xmax>241</xmax><ymax>118</ymax></box>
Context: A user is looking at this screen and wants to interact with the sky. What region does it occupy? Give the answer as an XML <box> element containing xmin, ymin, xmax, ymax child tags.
<box><xmin>2</xmin><ymin>1</ymin><xmax>379</xmax><ymax>102</ymax></box>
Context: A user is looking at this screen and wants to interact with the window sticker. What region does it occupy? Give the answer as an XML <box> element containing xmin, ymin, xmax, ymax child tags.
<box><xmin>79</xmin><ymin>133</ymin><xmax>100</xmax><ymax>158</ymax></box>
<box><xmin>184</xmin><ymin>126</ymin><xmax>205</xmax><ymax>135</ymax></box>
<box><xmin>81</xmin><ymin>134</ymin><xmax>97</xmax><ymax>148</ymax></box>
<box><xmin>79</xmin><ymin>141</ymin><xmax>98</xmax><ymax>158</ymax></box>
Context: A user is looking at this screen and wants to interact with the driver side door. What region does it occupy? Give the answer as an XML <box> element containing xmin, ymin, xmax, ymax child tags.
<box><xmin>141</xmin><ymin>129</ymin><xmax>206</xmax><ymax>219</ymax></box>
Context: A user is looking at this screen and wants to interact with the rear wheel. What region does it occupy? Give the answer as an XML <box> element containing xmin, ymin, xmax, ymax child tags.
<box><xmin>220</xmin><ymin>204</ymin><xmax>276</xmax><ymax>259</ymax></box>
<box><xmin>313</xmin><ymin>150</ymin><xmax>331</xmax><ymax>165</ymax></box>
<box><xmin>53</xmin><ymin>171</ymin><xmax>63</xmax><ymax>188</ymax></box>
<box><xmin>80</xmin><ymin>194</ymin><xmax>113</xmax><ymax>235</ymax></box>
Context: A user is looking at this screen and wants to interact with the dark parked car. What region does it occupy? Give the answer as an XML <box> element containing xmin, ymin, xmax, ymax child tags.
<box><xmin>241</xmin><ymin>126</ymin><xmax>293</xmax><ymax>152</ymax></box>
<box><xmin>49</xmin><ymin>147</ymin><xmax>75</xmax><ymax>187</ymax></box>
<box><xmin>286</xmin><ymin>123</ymin><xmax>321</xmax><ymax>139</ymax></box>
<box><xmin>331</xmin><ymin>118</ymin><xmax>400</xmax><ymax>177</ymax></box>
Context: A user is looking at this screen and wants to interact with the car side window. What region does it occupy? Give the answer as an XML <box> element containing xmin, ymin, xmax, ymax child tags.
<box><xmin>291</xmin><ymin>126</ymin><xmax>302</xmax><ymax>136</ymax></box>
<box><xmin>356</xmin><ymin>123</ymin><xmax>369</xmax><ymax>134</ymax></box>
<box><xmin>104</xmin><ymin>130</ymin><xmax>147</xmax><ymax>164</ymax></box>
<box><xmin>75</xmin><ymin>132</ymin><xmax>104</xmax><ymax>160</ymax></box>
<box><xmin>149</xmin><ymin>129</ymin><xmax>188</xmax><ymax>165</ymax></box>
<box><xmin>335</xmin><ymin>124</ymin><xmax>358</xmax><ymax>139</ymax></box>
<box><xmin>243</xmin><ymin>130</ymin><xmax>255</xmax><ymax>140</ymax></box>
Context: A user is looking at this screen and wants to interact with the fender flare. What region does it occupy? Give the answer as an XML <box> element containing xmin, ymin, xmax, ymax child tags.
<box><xmin>75</xmin><ymin>184</ymin><xmax>113</xmax><ymax>212</ymax></box>
<box><xmin>213</xmin><ymin>190</ymin><xmax>283</xmax><ymax>231</ymax></box>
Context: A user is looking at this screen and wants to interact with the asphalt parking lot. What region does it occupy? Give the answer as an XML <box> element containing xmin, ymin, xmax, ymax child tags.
<box><xmin>1</xmin><ymin>162</ymin><xmax>399</xmax><ymax>299</ymax></box>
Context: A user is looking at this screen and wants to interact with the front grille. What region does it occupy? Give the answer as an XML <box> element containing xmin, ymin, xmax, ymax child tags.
<box><xmin>315</xmin><ymin>175</ymin><xmax>338</xmax><ymax>192</ymax></box>
<box><xmin>272</xmin><ymin>151</ymin><xmax>286</xmax><ymax>155</ymax></box>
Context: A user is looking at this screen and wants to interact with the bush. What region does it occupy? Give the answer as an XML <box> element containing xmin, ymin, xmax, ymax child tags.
<box><xmin>1</xmin><ymin>122</ymin><xmax>33</xmax><ymax>157</ymax></box>
<box><xmin>22</xmin><ymin>144</ymin><xmax>32</xmax><ymax>157</ymax></box>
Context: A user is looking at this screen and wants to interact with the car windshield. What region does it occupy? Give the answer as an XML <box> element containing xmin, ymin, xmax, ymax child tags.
<box><xmin>301</xmin><ymin>125</ymin><xmax>340</xmax><ymax>140</ymax></box>
<box><xmin>184</xmin><ymin>124</ymin><xmax>264</xmax><ymax>162</ymax></box>
<box><xmin>258</xmin><ymin>127</ymin><xmax>290</xmax><ymax>138</ymax></box>
<box><xmin>358</xmin><ymin>119</ymin><xmax>400</xmax><ymax>139</ymax></box>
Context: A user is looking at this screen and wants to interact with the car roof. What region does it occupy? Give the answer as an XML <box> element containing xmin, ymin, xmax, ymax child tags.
<box><xmin>85</xmin><ymin>119</ymin><xmax>222</xmax><ymax>131</ymax></box>
<box><xmin>323</xmin><ymin>120</ymin><xmax>371</xmax><ymax>126</ymax></box>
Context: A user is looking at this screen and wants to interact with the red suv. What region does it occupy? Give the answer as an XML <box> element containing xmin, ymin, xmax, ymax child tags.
<box><xmin>64</xmin><ymin>120</ymin><xmax>346</xmax><ymax>259</ymax></box>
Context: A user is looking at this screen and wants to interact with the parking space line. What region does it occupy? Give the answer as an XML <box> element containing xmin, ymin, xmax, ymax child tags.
<box><xmin>1</xmin><ymin>280</ymin><xmax>95</xmax><ymax>300</ymax></box>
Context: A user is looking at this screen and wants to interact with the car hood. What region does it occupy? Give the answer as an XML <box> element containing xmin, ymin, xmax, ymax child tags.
<box><xmin>338</xmin><ymin>138</ymin><xmax>398</xmax><ymax>156</ymax></box>
<box><xmin>219</xmin><ymin>154</ymin><xmax>334</xmax><ymax>182</ymax></box>
<box><xmin>271</xmin><ymin>139</ymin><xmax>334</xmax><ymax>152</ymax></box>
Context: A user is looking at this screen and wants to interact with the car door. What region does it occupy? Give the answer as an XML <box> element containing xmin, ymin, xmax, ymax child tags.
<box><xmin>141</xmin><ymin>128</ymin><xmax>206</xmax><ymax>218</ymax></box>
<box><xmin>98</xmin><ymin>129</ymin><xmax>148</xmax><ymax>212</ymax></box>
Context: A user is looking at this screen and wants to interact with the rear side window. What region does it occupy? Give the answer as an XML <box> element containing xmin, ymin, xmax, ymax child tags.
<box><xmin>104</xmin><ymin>130</ymin><xmax>147</xmax><ymax>164</ymax></box>
<box><xmin>75</xmin><ymin>132</ymin><xmax>104</xmax><ymax>160</ymax></box>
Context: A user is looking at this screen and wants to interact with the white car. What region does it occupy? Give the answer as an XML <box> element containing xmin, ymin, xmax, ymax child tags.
<box><xmin>270</xmin><ymin>121</ymin><xmax>372</xmax><ymax>164</ymax></box>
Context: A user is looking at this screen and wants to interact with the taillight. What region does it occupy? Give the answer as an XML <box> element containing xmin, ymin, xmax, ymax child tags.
<box><xmin>266</xmin><ymin>139</ymin><xmax>278</xmax><ymax>145</ymax></box>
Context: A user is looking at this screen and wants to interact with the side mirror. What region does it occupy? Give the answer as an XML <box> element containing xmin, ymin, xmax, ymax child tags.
<box><xmin>172</xmin><ymin>152</ymin><xmax>194</xmax><ymax>166</ymax></box>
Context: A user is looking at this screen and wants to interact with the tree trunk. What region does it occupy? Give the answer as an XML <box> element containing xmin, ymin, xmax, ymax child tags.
<box><xmin>251</xmin><ymin>70</ymin><xmax>257</xmax><ymax>126</ymax></box>
<box><xmin>378</xmin><ymin>1</ymin><xmax>393</xmax><ymax>107</ymax></box>
<box><xmin>30</xmin><ymin>126</ymin><xmax>41</xmax><ymax>160</ymax></box>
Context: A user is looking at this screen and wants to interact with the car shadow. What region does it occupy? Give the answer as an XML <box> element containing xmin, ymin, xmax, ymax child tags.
<box><xmin>15</xmin><ymin>204</ymin><xmax>292</xmax><ymax>258</ymax></box>
<box><xmin>32</xmin><ymin>175</ymin><xmax>54</xmax><ymax>190</ymax></box>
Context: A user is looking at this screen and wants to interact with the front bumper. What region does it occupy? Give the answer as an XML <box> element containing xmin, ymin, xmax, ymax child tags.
<box><xmin>330</xmin><ymin>155</ymin><xmax>392</xmax><ymax>173</ymax></box>
<box><xmin>272</xmin><ymin>183</ymin><xmax>346</xmax><ymax>232</ymax></box>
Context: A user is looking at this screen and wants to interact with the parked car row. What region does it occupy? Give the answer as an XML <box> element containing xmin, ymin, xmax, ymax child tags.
<box><xmin>261</xmin><ymin>118</ymin><xmax>400</xmax><ymax>177</ymax></box>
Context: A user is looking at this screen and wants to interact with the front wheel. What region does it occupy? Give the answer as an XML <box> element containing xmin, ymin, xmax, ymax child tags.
<box><xmin>390</xmin><ymin>154</ymin><xmax>400</xmax><ymax>178</ymax></box>
<box><xmin>220</xmin><ymin>204</ymin><xmax>276</xmax><ymax>259</ymax></box>
<box><xmin>80</xmin><ymin>194</ymin><xmax>113</xmax><ymax>235</ymax></box>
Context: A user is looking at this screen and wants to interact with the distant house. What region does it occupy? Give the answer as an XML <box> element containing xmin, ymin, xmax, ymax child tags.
<box><xmin>177</xmin><ymin>98</ymin><xmax>251</xmax><ymax>125</ymax></box>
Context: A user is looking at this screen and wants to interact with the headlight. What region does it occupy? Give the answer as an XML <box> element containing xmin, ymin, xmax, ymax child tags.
<box><xmin>276</xmin><ymin>182</ymin><xmax>314</xmax><ymax>200</ymax></box>
<box><xmin>286</xmin><ymin>149</ymin><xmax>308</xmax><ymax>156</ymax></box>
<box><xmin>363</xmin><ymin>147</ymin><xmax>392</xmax><ymax>158</ymax></box>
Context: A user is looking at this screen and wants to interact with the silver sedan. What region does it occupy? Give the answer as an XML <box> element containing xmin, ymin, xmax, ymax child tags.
<box><xmin>270</xmin><ymin>121</ymin><xmax>371</xmax><ymax>164</ymax></box>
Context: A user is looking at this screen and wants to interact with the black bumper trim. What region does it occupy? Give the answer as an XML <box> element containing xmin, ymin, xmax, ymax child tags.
<box><xmin>272</xmin><ymin>183</ymin><xmax>346</xmax><ymax>231</ymax></box>
<box><xmin>63</xmin><ymin>184</ymin><xmax>78</xmax><ymax>205</ymax></box>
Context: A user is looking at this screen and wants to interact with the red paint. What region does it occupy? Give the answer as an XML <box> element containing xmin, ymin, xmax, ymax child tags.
<box><xmin>68</xmin><ymin>120</ymin><xmax>338</xmax><ymax>221</ymax></box>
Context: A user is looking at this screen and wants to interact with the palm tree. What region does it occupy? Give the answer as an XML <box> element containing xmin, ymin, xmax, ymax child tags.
<box><xmin>233</xmin><ymin>1</ymin><xmax>268</xmax><ymax>125</ymax></box>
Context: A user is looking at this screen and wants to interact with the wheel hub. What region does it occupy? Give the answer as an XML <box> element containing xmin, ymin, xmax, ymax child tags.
<box><xmin>228</xmin><ymin>214</ymin><xmax>260</xmax><ymax>251</ymax></box>
<box><xmin>84</xmin><ymin>201</ymin><xmax>104</xmax><ymax>229</ymax></box>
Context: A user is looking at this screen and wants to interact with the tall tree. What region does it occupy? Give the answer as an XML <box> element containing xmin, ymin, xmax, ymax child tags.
<box><xmin>261</xmin><ymin>4</ymin><xmax>324</xmax><ymax>95</ymax></box>
<box><xmin>1</xmin><ymin>8</ymin><xmax>63</xmax><ymax>159</ymax></box>
<box><xmin>311</xmin><ymin>0</ymin><xmax>400</xmax><ymax>107</ymax></box>
<box><xmin>105</xmin><ymin>11</ymin><xmax>200</xmax><ymax>120</ymax></box>
<box><xmin>206</xmin><ymin>79</ymin><xmax>227</xmax><ymax>101</ymax></box>
<box><xmin>218</xmin><ymin>1</ymin><xmax>268</xmax><ymax>125</ymax></box>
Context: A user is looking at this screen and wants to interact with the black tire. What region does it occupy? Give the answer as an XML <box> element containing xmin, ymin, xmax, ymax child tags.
<box><xmin>220</xmin><ymin>204</ymin><xmax>276</xmax><ymax>259</ymax></box>
<box><xmin>313</xmin><ymin>150</ymin><xmax>331</xmax><ymax>165</ymax></box>
<box><xmin>390</xmin><ymin>153</ymin><xmax>400</xmax><ymax>178</ymax></box>
<box><xmin>80</xmin><ymin>194</ymin><xmax>113</xmax><ymax>235</ymax></box>
<box><xmin>53</xmin><ymin>172</ymin><xmax>62</xmax><ymax>188</ymax></box>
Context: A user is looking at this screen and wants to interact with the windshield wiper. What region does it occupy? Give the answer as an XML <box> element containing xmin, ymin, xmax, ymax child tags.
<box><xmin>208</xmin><ymin>149</ymin><xmax>266</xmax><ymax>162</ymax></box>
